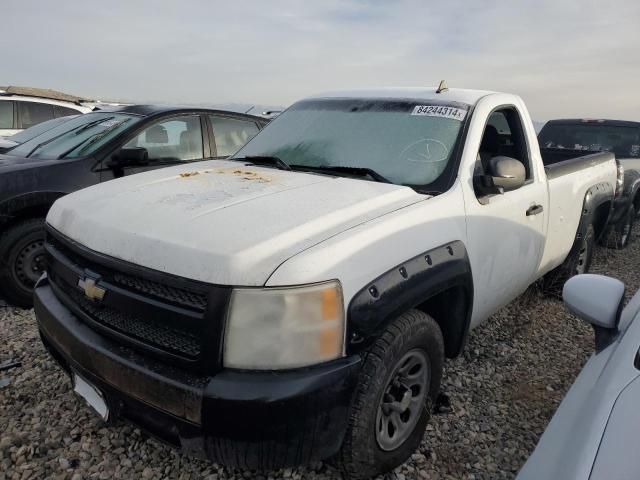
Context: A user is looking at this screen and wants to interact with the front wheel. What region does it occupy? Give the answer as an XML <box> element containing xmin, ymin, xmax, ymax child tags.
<box><xmin>0</xmin><ymin>218</ymin><xmax>46</xmax><ymax>308</ymax></box>
<box><xmin>336</xmin><ymin>310</ymin><xmax>444</xmax><ymax>479</ymax></box>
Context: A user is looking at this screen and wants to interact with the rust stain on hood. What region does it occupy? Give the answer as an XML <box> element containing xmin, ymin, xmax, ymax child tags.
<box><xmin>213</xmin><ymin>167</ymin><xmax>273</xmax><ymax>183</ymax></box>
<box><xmin>178</xmin><ymin>167</ymin><xmax>272</xmax><ymax>183</ymax></box>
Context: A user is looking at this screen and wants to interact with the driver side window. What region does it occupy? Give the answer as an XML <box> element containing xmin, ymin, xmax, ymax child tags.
<box><xmin>124</xmin><ymin>115</ymin><xmax>204</xmax><ymax>162</ymax></box>
<box><xmin>475</xmin><ymin>108</ymin><xmax>532</xmax><ymax>179</ymax></box>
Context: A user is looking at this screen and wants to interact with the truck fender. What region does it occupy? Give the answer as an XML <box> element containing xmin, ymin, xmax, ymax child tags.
<box><xmin>347</xmin><ymin>240</ymin><xmax>473</xmax><ymax>358</ymax></box>
<box><xmin>0</xmin><ymin>191</ymin><xmax>66</xmax><ymax>228</ymax></box>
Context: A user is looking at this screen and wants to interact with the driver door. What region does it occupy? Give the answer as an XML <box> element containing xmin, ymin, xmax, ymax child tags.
<box><xmin>101</xmin><ymin>114</ymin><xmax>206</xmax><ymax>180</ymax></box>
<box><xmin>464</xmin><ymin>106</ymin><xmax>548</xmax><ymax>327</ymax></box>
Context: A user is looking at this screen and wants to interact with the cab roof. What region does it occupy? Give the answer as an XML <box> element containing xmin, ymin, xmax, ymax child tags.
<box><xmin>307</xmin><ymin>87</ymin><xmax>497</xmax><ymax>106</ymax></box>
<box><xmin>96</xmin><ymin>104</ymin><xmax>269</xmax><ymax>122</ymax></box>
<box><xmin>545</xmin><ymin>118</ymin><xmax>640</xmax><ymax>128</ymax></box>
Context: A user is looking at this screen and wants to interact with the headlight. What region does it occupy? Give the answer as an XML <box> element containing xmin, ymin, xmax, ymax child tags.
<box><xmin>223</xmin><ymin>281</ymin><xmax>345</xmax><ymax>370</ymax></box>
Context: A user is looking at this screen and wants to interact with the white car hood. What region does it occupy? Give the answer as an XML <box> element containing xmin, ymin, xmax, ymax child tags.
<box><xmin>48</xmin><ymin>160</ymin><xmax>426</xmax><ymax>285</ymax></box>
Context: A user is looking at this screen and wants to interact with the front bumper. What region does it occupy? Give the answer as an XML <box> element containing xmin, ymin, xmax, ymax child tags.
<box><xmin>35</xmin><ymin>276</ymin><xmax>361</xmax><ymax>470</ymax></box>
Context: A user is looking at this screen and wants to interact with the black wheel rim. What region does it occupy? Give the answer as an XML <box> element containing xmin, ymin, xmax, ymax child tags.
<box><xmin>375</xmin><ymin>349</ymin><xmax>430</xmax><ymax>451</ymax></box>
<box><xmin>576</xmin><ymin>232</ymin><xmax>592</xmax><ymax>274</ymax></box>
<box><xmin>13</xmin><ymin>239</ymin><xmax>46</xmax><ymax>290</ymax></box>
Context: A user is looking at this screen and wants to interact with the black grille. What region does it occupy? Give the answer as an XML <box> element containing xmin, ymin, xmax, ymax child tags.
<box><xmin>65</xmin><ymin>286</ymin><xmax>202</xmax><ymax>358</ymax></box>
<box><xmin>44</xmin><ymin>229</ymin><xmax>226</xmax><ymax>366</ymax></box>
<box><xmin>47</xmin><ymin>234</ymin><xmax>208</xmax><ymax>312</ymax></box>
<box><xmin>112</xmin><ymin>273</ymin><xmax>208</xmax><ymax>311</ymax></box>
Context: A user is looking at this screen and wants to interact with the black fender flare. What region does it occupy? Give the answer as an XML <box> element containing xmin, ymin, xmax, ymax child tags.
<box><xmin>0</xmin><ymin>191</ymin><xmax>67</xmax><ymax>228</ymax></box>
<box><xmin>347</xmin><ymin>240</ymin><xmax>473</xmax><ymax>358</ymax></box>
<box><xmin>622</xmin><ymin>169</ymin><xmax>640</xmax><ymax>211</ymax></box>
<box><xmin>576</xmin><ymin>182</ymin><xmax>614</xmax><ymax>244</ymax></box>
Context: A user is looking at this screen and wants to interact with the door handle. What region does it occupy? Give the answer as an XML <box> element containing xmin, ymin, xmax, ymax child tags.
<box><xmin>526</xmin><ymin>204</ymin><xmax>544</xmax><ymax>216</ymax></box>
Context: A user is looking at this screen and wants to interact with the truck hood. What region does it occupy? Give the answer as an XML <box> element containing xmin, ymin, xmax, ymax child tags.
<box><xmin>47</xmin><ymin>160</ymin><xmax>427</xmax><ymax>285</ymax></box>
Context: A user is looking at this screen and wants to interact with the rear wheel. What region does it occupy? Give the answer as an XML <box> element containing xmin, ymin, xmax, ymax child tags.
<box><xmin>336</xmin><ymin>310</ymin><xmax>444</xmax><ymax>479</ymax></box>
<box><xmin>543</xmin><ymin>223</ymin><xmax>594</xmax><ymax>296</ymax></box>
<box><xmin>604</xmin><ymin>205</ymin><xmax>635</xmax><ymax>249</ymax></box>
<box><xmin>0</xmin><ymin>218</ymin><xmax>46</xmax><ymax>308</ymax></box>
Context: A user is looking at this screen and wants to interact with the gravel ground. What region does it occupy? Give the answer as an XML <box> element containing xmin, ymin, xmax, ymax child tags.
<box><xmin>1</xmin><ymin>233</ymin><xmax>639</xmax><ymax>480</ymax></box>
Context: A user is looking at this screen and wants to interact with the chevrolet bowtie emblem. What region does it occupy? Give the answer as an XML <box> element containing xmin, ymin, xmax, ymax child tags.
<box><xmin>78</xmin><ymin>277</ymin><xmax>106</xmax><ymax>301</ymax></box>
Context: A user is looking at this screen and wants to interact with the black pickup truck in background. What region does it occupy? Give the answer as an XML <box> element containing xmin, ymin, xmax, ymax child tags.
<box><xmin>538</xmin><ymin>119</ymin><xmax>640</xmax><ymax>249</ymax></box>
<box><xmin>0</xmin><ymin>105</ymin><xmax>269</xmax><ymax>307</ymax></box>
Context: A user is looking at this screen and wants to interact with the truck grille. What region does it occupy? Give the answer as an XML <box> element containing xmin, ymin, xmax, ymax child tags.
<box><xmin>112</xmin><ymin>273</ymin><xmax>208</xmax><ymax>311</ymax></box>
<box><xmin>47</xmin><ymin>234</ymin><xmax>208</xmax><ymax>313</ymax></box>
<box><xmin>44</xmin><ymin>228</ymin><xmax>229</xmax><ymax>369</ymax></box>
<box><xmin>64</xmin><ymin>281</ymin><xmax>202</xmax><ymax>358</ymax></box>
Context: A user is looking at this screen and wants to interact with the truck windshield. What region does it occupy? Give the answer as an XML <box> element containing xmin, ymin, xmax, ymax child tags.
<box><xmin>8</xmin><ymin>112</ymin><xmax>142</xmax><ymax>159</ymax></box>
<box><xmin>539</xmin><ymin>123</ymin><xmax>640</xmax><ymax>158</ymax></box>
<box><xmin>233</xmin><ymin>98</ymin><xmax>469</xmax><ymax>190</ymax></box>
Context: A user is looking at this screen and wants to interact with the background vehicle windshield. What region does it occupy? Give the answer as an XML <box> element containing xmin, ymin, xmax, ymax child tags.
<box><xmin>234</xmin><ymin>98</ymin><xmax>468</xmax><ymax>189</ymax></box>
<box><xmin>8</xmin><ymin>112</ymin><xmax>141</xmax><ymax>159</ymax></box>
<box><xmin>539</xmin><ymin>123</ymin><xmax>640</xmax><ymax>158</ymax></box>
<box><xmin>8</xmin><ymin>115</ymin><xmax>79</xmax><ymax>144</ymax></box>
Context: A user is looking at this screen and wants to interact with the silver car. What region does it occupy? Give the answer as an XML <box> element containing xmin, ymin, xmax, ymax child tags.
<box><xmin>517</xmin><ymin>274</ymin><xmax>640</xmax><ymax>479</ymax></box>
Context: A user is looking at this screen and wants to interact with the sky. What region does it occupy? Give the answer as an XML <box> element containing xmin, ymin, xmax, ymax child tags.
<box><xmin>3</xmin><ymin>0</ymin><xmax>640</xmax><ymax>121</ymax></box>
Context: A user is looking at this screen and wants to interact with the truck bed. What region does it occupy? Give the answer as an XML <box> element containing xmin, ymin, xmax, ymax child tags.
<box><xmin>537</xmin><ymin>150</ymin><xmax>616</xmax><ymax>276</ymax></box>
<box><xmin>542</xmin><ymin>150</ymin><xmax>614</xmax><ymax>180</ymax></box>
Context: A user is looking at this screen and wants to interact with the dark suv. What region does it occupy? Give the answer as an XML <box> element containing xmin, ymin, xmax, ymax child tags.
<box><xmin>0</xmin><ymin>105</ymin><xmax>268</xmax><ymax>306</ymax></box>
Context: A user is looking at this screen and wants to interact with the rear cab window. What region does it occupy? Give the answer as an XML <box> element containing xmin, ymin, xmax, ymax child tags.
<box><xmin>539</xmin><ymin>122</ymin><xmax>640</xmax><ymax>159</ymax></box>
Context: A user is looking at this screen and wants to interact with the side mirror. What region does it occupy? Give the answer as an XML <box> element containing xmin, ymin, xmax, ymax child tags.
<box><xmin>489</xmin><ymin>156</ymin><xmax>526</xmax><ymax>192</ymax></box>
<box><xmin>563</xmin><ymin>274</ymin><xmax>625</xmax><ymax>352</ymax></box>
<box><xmin>109</xmin><ymin>147</ymin><xmax>149</xmax><ymax>168</ymax></box>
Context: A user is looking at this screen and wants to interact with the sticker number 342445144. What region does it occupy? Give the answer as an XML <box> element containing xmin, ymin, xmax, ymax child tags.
<box><xmin>411</xmin><ymin>105</ymin><xmax>467</xmax><ymax>121</ymax></box>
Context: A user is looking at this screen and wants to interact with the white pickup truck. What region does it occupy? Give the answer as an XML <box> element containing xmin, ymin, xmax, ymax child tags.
<box><xmin>34</xmin><ymin>87</ymin><xmax>617</xmax><ymax>479</ymax></box>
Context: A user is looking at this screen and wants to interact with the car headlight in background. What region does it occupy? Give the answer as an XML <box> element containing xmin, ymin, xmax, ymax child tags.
<box><xmin>223</xmin><ymin>280</ymin><xmax>345</xmax><ymax>370</ymax></box>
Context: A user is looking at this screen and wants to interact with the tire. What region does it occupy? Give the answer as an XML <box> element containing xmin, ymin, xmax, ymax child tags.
<box><xmin>603</xmin><ymin>205</ymin><xmax>635</xmax><ymax>249</ymax></box>
<box><xmin>0</xmin><ymin>218</ymin><xmax>46</xmax><ymax>308</ymax></box>
<box><xmin>543</xmin><ymin>223</ymin><xmax>595</xmax><ymax>297</ymax></box>
<box><xmin>336</xmin><ymin>310</ymin><xmax>444</xmax><ymax>479</ymax></box>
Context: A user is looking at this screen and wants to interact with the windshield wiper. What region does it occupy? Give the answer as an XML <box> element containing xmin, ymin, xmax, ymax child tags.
<box><xmin>25</xmin><ymin>117</ymin><xmax>114</xmax><ymax>158</ymax></box>
<box><xmin>290</xmin><ymin>165</ymin><xmax>391</xmax><ymax>183</ymax></box>
<box><xmin>231</xmin><ymin>155</ymin><xmax>292</xmax><ymax>171</ymax></box>
<box><xmin>73</xmin><ymin>116</ymin><xmax>115</xmax><ymax>135</ymax></box>
<box><xmin>59</xmin><ymin>118</ymin><xmax>130</xmax><ymax>159</ymax></box>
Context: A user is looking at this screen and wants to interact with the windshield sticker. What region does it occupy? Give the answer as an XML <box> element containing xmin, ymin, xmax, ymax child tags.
<box><xmin>98</xmin><ymin>119</ymin><xmax>122</xmax><ymax>128</ymax></box>
<box><xmin>411</xmin><ymin>105</ymin><xmax>467</xmax><ymax>121</ymax></box>
<box><xmin>631</xmin><ymin>145</ymin><xmax>640</xmax><ymax>156</ymax></box>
